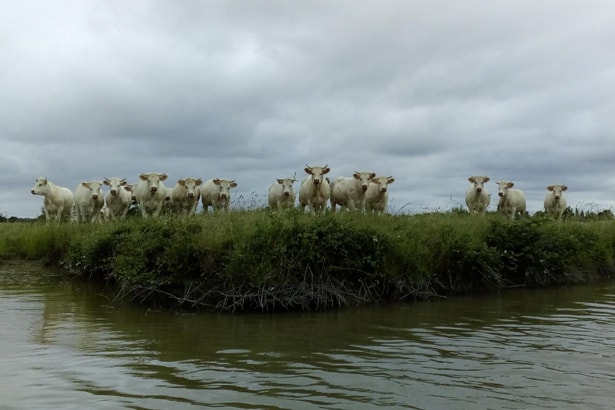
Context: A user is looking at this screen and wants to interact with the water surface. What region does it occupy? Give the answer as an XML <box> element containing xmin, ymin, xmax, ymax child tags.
<box><xmin>1</xmin><ymin>263</ymin><xmax>614</xmax><ymax>409</ymax></box>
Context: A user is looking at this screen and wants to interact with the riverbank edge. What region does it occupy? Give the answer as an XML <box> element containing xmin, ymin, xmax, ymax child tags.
<box><xmin>3</xmin><ymin>212</ymin><xmax>615</xmax><ymax>312</ymax></box>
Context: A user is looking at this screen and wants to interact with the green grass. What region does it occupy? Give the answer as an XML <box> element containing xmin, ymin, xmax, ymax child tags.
<box><xmin>1</xmin><ymin>209</ymin><xmax>615</xmax><ymax>312</ymax></box>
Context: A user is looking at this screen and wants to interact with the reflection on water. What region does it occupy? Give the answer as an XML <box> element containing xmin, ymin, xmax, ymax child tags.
<box><xmin>1</xmin><ymin>264</ymin><xmax>614</xmax><ymax>409</ymax></box>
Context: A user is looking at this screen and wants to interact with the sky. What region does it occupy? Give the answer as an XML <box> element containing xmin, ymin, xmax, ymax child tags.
<box><xmin>2</xmin><ymin>0</ymin><xmax>615</xmax><ymax>218</ymax></box>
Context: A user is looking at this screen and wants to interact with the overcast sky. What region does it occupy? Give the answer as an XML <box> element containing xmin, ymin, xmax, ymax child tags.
<box><xmin>2</xmin><ymin>0</ymin><xmax>615</xmax><ymax>218</ymax></box>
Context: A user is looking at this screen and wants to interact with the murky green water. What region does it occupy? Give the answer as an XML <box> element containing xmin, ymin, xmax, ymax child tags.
<box><xmin>1</xmin><ymin>264</ymin><xmax>614</xmax><ymax>409</ymax></box>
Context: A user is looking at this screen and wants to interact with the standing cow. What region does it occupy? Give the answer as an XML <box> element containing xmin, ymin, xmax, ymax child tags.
<box><xmin>299</xmin><ymin>164</ymin><xmax>331</xmax><ymax>215</ymax></box>
<box><xmin>465</xmin><ymin>176</ymin><xmax>491</xmax><ymax>215</ymax></box>
<box><xmin>74</xmin><ymin>181</ymin><xmax>105</xmax><ymax>223</ymax></box>
<box><xmin>365</xmin><ymin>176</ymin><xmax>395</xmax><ymax>215</ymax></box>
<box><xmin>268</xmin><ymin>177</ymin><xmax>297</xmax><ymax>210</ymax></box>
<box><xmin>133</xmin><ymin>172</ymin><xmax>169</xmax><ymax>218</ymax></box>
<box><xmin>496</xmin><ymin>181</ymin><xmax>526</xmax><ymax>219</ymax></box>
<box><xmin>544</xmin><ymin>184</ymin><xmax>568</xmax><ymax>219</ymax></box>
<box><xmin>168</xmin><ymin>177</ymin><xmax>203</xmax><ymax>215</ymax></box>
<box><xmin>200</xmin><ymin>178</ymin><xmax>237</xmax><ymax>213</ymax></box>
<box><xmin>30</xmin><ymin>177</ymin><xmax>74</xmax><ymax>222</ymax></box>
<box><xmin>103</xmin><ymin>177</ymin><xmax>133</xmax><ymax>220</ymax></box>
<box><xmin>330</xmin><ymin>171</ymin><xmax>376</xmax><ymax>213</ymax></box>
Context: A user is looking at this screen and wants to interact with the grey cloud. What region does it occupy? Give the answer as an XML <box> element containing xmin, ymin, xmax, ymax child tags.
<box><xmin>3</xmin><ymin>1</ymin><xmax>615</xmax><ymax>217</ymax></box>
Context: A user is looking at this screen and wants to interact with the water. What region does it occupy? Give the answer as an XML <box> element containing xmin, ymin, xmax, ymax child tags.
<box><xmin>1</xmin><ymin>263</ymin><xmax>614</xmax><ymax>409</ymax></box>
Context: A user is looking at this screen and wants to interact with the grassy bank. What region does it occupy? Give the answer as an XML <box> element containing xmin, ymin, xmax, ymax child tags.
<box><xmin>1</xmin><ymin>210</ymin><xmax>615</xmax><ymax>312</ymax></box>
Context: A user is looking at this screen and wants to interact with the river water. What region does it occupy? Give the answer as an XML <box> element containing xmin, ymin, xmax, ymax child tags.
<box><xmin>1</xmin><ymin>264</ymin><xmax>614</xmax><ymax>409</ymax></box>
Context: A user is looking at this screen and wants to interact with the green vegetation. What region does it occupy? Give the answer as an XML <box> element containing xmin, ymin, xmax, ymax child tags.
<box><xmin>1</xmin><ymin>209</ymin><xmax>615</xmax><ymax>312</ymax></box>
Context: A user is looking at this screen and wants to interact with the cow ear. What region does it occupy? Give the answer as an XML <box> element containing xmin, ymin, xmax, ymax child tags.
<box><xmin>103</xmin><ymin>179</ymin><xmax>110</xmax><ymax>186</ymax></box>
<box><xmin>178</xmin><ymin>179</ymin><xmax>185</xmax><ymax>186</ymax></box>
<box><xmin>547</xmin><ymin>185</ymin><xmax>554</xmax><ymax>191</ymax></box>
<box><xmin>353</xmin><ymin>172</ymin><xmax>360</xmax><ymax>179</ymax></box>
<box><xmin>159</xmin><ymin>173</ymin><xmax>168</xmax><ymax>181</ymax></box>
<box><xmin>230</xmin><ymin>181</ymin><xmax>238</xmax><ymax>188</ymax></box>
<box><xmin>195</xmin><ymin>178</ymin><xmax>203</xmax><ymax>186</ymax></box>
<box><xmin>508</xmin><ymin>182</ymin><xmax>514</xmax><ymax>188</ymax></box>
<box><xmin>369</xmin><ymin>172</ymin><xmax>376</xmax><ymax>179</ymax></box>
<box><xmin>483</xmin><ymin>177</ymin><xmax>490</xmax><ymax>182</ymax></box>
<box><xmin>387</xmin><ymin>177</ymin><xmax>395</xmax><ymax>184</ymax></box>
<box><xmin>120</xmin><ymin>179</ymin><xmax>127</xmax><ymax>185</ymax></box>
<box><xmin>561</xmin><ymin>185</ymin><xmax>568</xmax><ymax>191</ymax></box>
<box><xmin>468</xmin><ymin>177</ymin><xmax>475</xmax><ymax>183</ymax></box>
<box><xmin>277</xmin><ymin>179</ymin><xmax>284</xmax><ymax>184</ymax></box>
<box><xmin>213</xmin><ymin>179</ymin><xmax>221</xmax><ymax>185</ymax></box>
<box><xmin>322</xmin><ymin>167</ymin><xmax>330</xmax><ymax>174</ymax></box>
<box><xmin>304</xmin><ymin>167</ymin><xmax>312</xmax><ymax>175</ymax></box>
<box><xmin>139</xmin><ymin>173</ymin><xmax>148</xmax><ymax>181</ymax></box>
<box><xmin>81</xmin><ymin>182</ymin><xmax>89</xmax><ymax>188</ymax></box>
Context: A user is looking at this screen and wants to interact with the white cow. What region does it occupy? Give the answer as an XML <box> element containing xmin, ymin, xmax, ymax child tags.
<box><xmin>30</xmin><ymin>177</ymin><xmax>74</xmax><ymax>222</ymax></box>
<box><xmin>465</xmin><ymin>176</ymin><xmax>491</xmax><ymax>215</ymax></box>
<box><xmin>99</xmin><ymin>204</ymin><xmax>110</xmax><ymax>222</ymax></box>
<box><xmin>168</xmin><ymin>177</ymin><xmax>203</xmax><ymax>215</ymax></box>
<box><xmin>330</xmin><ymin>171</ymin><xmax>376</xmax><ymax>212</ymax></box>
<box><xmin>74</xmin><ymin>181</ymin><xmax>105</xmax><ymax>223</ymax></box>
<box><xmin>201</xmin><ymin>178</ymin><xmax>237</xmax><ymax>213</ymax></box>
<box><xmin>365</xmin><ymin>176</ymin><xmax>395</xmax><ymax>215</ymax></box>
<box><xmin>299</xmin><ymin>164</ymin><xmax>331</xmax><ymax>215</ymax></box>
<box><xmin>544</xmin><ymin>184</ymin><xmax>568</xmax><ymax>219</ymax></box>
<box><xmin>496</xmin><ymin>181</ymin><xmax>526</xmax><ymax>219</ymax></box>
<box><xmin>103</xmin><ymin>177</ymin><xmax>133</xmax><ymax>220</ymax></box>
<box><xmin>133</xmin><ymin>172</ymin><xmax>168</xmax><ymax>218</ymax></box>
<box><xmin>268</xmin><ymin>177</ymin><xmax>297</xmax><ymax>210</ymax></box>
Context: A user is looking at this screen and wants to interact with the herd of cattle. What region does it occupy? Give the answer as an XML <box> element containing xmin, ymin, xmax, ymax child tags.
<box><xmin>29</xmin><ymin>166</ymin><xmax>567</xmax><ymax>223</ymax></box>
<box><xmin>29</xmin><ymin>164</ymin><xmax>396</xmax><ymax>223</ymax></box>
<box><xmin>466</xmin><ymin>175</ymin><xmax>568</xmax><ymax>219</ymax></box>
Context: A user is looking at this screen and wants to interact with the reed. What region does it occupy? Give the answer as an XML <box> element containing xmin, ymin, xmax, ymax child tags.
<box><xmin>1</xmin><ymin>209</ymin><xmax>614</xmax><ymax>312</ymax></box>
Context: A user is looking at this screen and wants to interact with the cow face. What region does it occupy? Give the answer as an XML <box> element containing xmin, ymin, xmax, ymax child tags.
<box><xmin>497</xmin><ymin>181</ymin><xmax>515</xmax><ymax>198</ymax></box>
<box><xmin>81</xmin><ymin>181</ymin><xmax>103</xmax><ymax>201</ymax></box>
<box><xmin>213</xmin><ymin>178</ymin><xmax>237</xmax><ymax>200</ymax></box>
<box><xmin>354</xmin><ymin>171</ymin><xmax>376</xmax><ymax>192</ymax></box>
<box><xmin>469</xmin><ymin>176</ymin><xmax>490</xmax><ymax>194</ymax></box>
<box><xmin>103</xmin><ymin>177</ymin><xmax>127</xmax><ymax>197</ymax></box>
<box><xmin>547</xmin><ymin>184</ymin><xmax>568</xmax><ymax>200</ymax></box>
<box><xmin>140</xmin><ymin>173</ymin><xmax>168</xmax><ymax>194</ymax></box>
<box><xmin>179</xmin><ymin>178</ymin><xmax>203</xmax><ymax>199</ymax></box>
<box><xmin>31</xmin><ymin>177</ymin><xmax>49</xmax><ymax>195</ymax></box>
<box><xmin>276</xmin><ymin>178</ymin><xmax>296</xmax><ymax>197</ymax></box>
<box><xmin>304</xmin><ymin>164</ymin><xmax>330</xmax><ymax>185</ymax></box>
<box><xmin>370</xmin><ymin>176</ymin><xmax>395</xmax><ymax>193</ymax></box>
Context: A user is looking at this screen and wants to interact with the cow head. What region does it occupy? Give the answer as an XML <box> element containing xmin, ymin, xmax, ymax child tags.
<box><xmin>31</xmin><ymin>177</ymin><xmax>49</xmax><ymax>195</ymax></box>
<box><xmin>305</xmin><ymin>164</ymin><xmax>330</xmax><ymax>185</ymax></box>
<box><xmin>496</xmin><ymin>181</ymin><xmax>515</xmax><ymax>198</ymax></box>
<box><xmin>370</xmin><ymin>176</ymin><xmax>395</xmax><ymax>193</ymax></box>
<box><xmin>178</xmin><ymin>177</ymin><xmax>203</xmax><ymax>199</ymax></box>
<box><xmin>276</xmin><ymin>177</ymin><xmax>296</xmax><ymax>197</ymax></box>
<box><xmin>103</xmin><ymin>177</ymin><xmax>127</xmax><ymax>196</ymax></box>
<box><xmin>213</xmin><ymin>178</ymin><xmax>238</xmax><ymax>200</ymax></box>
<box><xmin>354</xmin><ymin>171</ymin><xmax>377</xmax><ymax>192</ymax></box>
<box><xmin>81</xmin><ymin>181</ymin><xmax>103</xmax><ymax>200</ymax></box>
<box><xmin>140</xmin><ymin>172</ymin><xmax>167</xmax><ymax>194</ymax></box>
<box><xmin>469</xmin><ymin>176</ymin><xmax>490</xmax><ymax>194</ymax></box>
<box><xmin>547</xmin><ymin>184</ymin><xmax>568</xmax><ymax>200</ymax></box>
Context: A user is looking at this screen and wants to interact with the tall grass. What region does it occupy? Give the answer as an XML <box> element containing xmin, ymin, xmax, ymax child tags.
<box><xmin>1</xmin><ymin>209</ymin><xmax>615</xmax><ymax>312</ymax></box>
